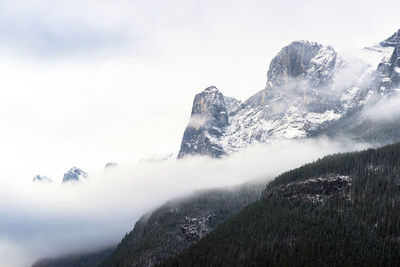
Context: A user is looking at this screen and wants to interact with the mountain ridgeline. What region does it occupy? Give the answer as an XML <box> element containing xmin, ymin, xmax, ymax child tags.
<box><xmin>161</xmin><ymin>141</ymin><xmax>400</xmax><ymax>266</ymax></box>
<box><xmin>33</xmin><ymin>166</ymin><xmax>88</xmax><ymax>184</ymax></box>
<box><xmin>179</xmin><ymin>30</ymin><xmax>400</xmax><ymax>158</ymax></box>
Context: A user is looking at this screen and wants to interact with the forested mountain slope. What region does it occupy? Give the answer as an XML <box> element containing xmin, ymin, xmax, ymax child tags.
<box><xmin>100</xmin><ymin>182</ymin><xmax>264</xmax><ymax>267</ymax></box>
<box><xmin>161</xmin><ymin>142</ymin><xmax>400</xmax><ymax>266</ymax></box>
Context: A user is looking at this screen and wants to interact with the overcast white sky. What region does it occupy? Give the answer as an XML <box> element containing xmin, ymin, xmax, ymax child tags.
<box><xmin>0</xmin><ymin>0</ymin><xmax>399</xmax><ymax>182</ymax></box>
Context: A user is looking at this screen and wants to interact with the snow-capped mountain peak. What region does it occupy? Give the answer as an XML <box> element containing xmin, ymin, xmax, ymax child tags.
<box><xmin>177</xmin><ymin>85</ymin><xmax>235</xmax><ymax>158</ymax></box>
<box><xmin>178</xmin><ymin>32</ymin><xmax>400</xmax><ymax>158</ymax></box>
<box><xmin>62</xmin><ymin>167</ymin><xmax>88</xmax><ymax>183</ymax></box>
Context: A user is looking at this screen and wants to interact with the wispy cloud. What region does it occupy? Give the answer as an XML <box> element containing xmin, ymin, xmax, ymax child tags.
<box><xmin>362</xmin><ymin>90</ymin><xmax>400</xmax><ymax>121</ymax></box>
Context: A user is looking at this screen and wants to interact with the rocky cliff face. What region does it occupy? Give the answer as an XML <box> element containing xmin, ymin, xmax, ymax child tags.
<box><xmin>178</xmin><ymin>86</ymin><xmax>241</xmax><ymax>158</ymax></box>
<box><xmin>247</xmin><ymin>41</ymin><xmax>339</xmax><ymax>109</ymax></box>
<box><xmin>263</xmin><ymin>174</ymin><xmax>351</xmax><ymax>204</ymax></box>
<box><xmin>178</xmin><ymin>32</ymin><xmax>400</xmax><ymax>158</ymax></box>
<box><xmin>387</xmin><ymin>46</ymin><xmax>400</xmax><ymax>89</ymax></box>
<box><xmin>373</xmin><ymin>30</ymin><xmax>400</xmax><ymax>93</ymax></box>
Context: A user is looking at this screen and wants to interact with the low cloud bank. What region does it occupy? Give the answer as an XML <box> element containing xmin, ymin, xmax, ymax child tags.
<box><xmin>0</xmin><ymin>137</ymin><xmax>368</xmax><ymax>267</ymax></box>
<box><xmin>362</xmin><ymin>90</ymin><xmax>400</xmax><ymax>122</ymax></box>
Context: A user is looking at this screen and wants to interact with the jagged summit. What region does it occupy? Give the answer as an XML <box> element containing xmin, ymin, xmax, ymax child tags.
<box><xmin>247</xmin><ymin>40</ymin><xmax>338</xmax><ymax>108</ymax></box>
<box><xmin>178</xmin><ymin>36</ymin><xmax>400</xmax><ymax>158</ymax></box>
<box><xmin>380</xmin><ymin>29</ymin><xmax>400</xmax><ymax>47</ymax></box>
<box><xmin>177</xmin><ymin>86</ymin><xmax>232</xmax><ymax>158</ymax></box>
<box><xmin>267</xmin><ymin>41</ymin><xmax>337</xmax><ymax>87</ymax></box>
<box><xmin>203</xmin><ymin>86</ymin><xmax>219</xmax><ymax>93</ymax></box>
<box><xmin>178</xmin><ymin>41</ymin><xmax>347</xmax><ymax>158</ymax></box>
<box><xmin>33</xmin><ymin>175</ymin><xmax>52</xmax><ymax>183</ymax></box>
<box><xmin>62</xmin><ymin>167</ymin><xmax>88</xmax><ymax>183</ymax></box>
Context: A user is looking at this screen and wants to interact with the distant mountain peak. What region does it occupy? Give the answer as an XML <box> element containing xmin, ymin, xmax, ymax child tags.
<box><xmin>32</xmin><ymin>175</ymin><xmax>53</xmax><ymax>183</ymax></box>
<box><xmin>62</xmin><ymin>167</ymin><xmax>88</xmax><ymax>183</ymax></box>
<box><xmin>104</xmin><ymin>162</ymin><xmax>118</xmax><ymax>170</ymax></box>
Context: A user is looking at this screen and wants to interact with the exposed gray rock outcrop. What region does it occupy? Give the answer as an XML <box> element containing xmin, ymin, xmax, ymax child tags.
<box><xmin>263</xmin><ymin>174</ymin><xmax>351</xmax><ymax>203</ymax></box>
<box><xmin>178</xmin><ymin>86</ymin><xmax>237</xmax><ymax>158</ymax></box>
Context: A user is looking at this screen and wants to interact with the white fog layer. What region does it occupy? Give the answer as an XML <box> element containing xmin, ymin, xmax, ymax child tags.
<box><xmin>0</xmin><ymin>138</ymin><xmax>367</xmax><ymax>266</ymax></box>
